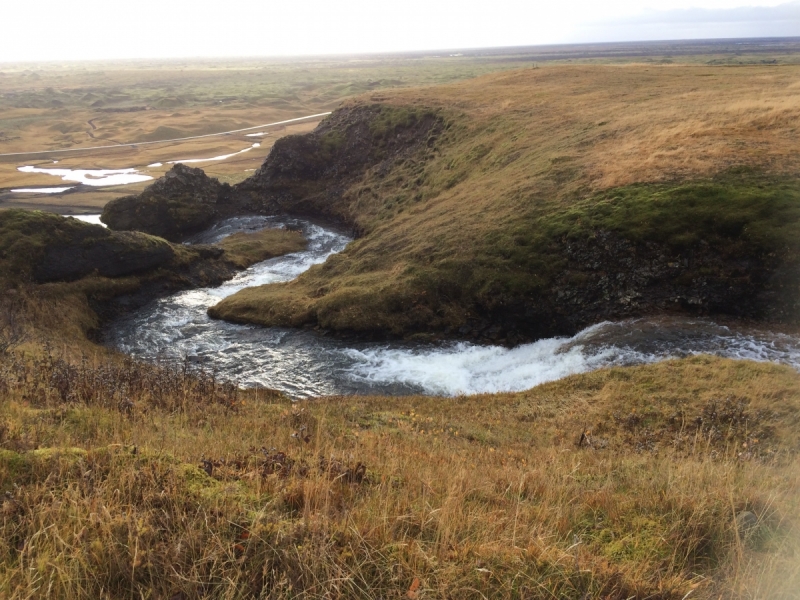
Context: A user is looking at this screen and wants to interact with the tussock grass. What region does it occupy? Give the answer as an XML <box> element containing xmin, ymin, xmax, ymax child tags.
<box><xmin>1</xmin><ymin>352</ymin><xmax>799</xmax><ymax>598</ymax></box>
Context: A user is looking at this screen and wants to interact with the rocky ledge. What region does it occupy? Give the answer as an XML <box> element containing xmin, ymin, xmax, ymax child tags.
<box><xmin>101</xmin><ymin>164</ymin><xmax>237</xmax><ymax>242</ymax></box>
<box><xmin>101</xmin><ymin>105</ymin><xmax>442</xmax><ymax>241</ymax></box>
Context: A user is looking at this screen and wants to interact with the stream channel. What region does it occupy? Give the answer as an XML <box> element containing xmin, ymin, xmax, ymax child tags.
<box><xmin>103</xmin><ymin>216</ymin><xmax>800</xmax><ymax>398</ymax></box>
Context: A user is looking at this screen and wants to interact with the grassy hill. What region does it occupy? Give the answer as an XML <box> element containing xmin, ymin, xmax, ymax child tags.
<box><xmin>209</xmin><ymin>65</ymin><xmax>800</xmax><ymax>342</ymax></box>
<box><xmin>3</xmin><ymin>62</ymin><xmax>800</xmax><ymax>598</ymax></box>
<box><xmin>1</xmin><ymin>353</ymin><xmax>799</xmax><ymax>598</ymax></box>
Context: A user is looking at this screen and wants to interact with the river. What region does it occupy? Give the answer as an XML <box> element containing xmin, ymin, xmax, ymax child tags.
<box><xmin>103</xmin><ymin>216</ymin><xmax>800</xmax><ymax>398</ymax></box>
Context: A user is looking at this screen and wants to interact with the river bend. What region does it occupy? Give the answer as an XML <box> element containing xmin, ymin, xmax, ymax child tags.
<box><xmin>104</xmin><ymin>217</ymin><xmax>800</xmax><ymax>398</ymax></box>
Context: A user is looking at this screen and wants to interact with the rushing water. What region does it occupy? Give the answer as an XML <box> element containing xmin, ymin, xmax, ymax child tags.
<box><xmin>105</xmin><ymin>217</ymin><xmax>800</xmax><ymax>398</ymax></box>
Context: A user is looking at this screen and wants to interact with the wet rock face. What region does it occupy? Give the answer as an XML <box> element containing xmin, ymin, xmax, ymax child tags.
<box><xmin>474</xmin><ymin>230</ymin><xmax>799</xmax><ymax>345</ymax></box>
<box><xmin>101</xmin><ymin>164</ymin><xmax>235</xmax><ymax>242</ymax></box>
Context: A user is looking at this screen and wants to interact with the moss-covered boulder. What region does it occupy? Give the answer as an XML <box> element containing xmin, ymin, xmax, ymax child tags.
<box><xmin>0</xmin><ymin>209</ymin><xmax>175</xmax><ymax>283</ymax></box>
<box><xmin>101</xmin><ymin>164</ymin><xmax>235</xmax><ymax>241</ymax></box>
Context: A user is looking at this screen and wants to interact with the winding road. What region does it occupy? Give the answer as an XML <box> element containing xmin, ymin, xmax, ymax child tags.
<box><xmin>0</xmin><ymin>112</ymin><xmax>331</xmax><ymax>158</ymax></box>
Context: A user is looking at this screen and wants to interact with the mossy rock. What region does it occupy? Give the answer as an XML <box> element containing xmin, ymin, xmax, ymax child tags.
<box><xmin>0</xmin><ymin>209</ymin><xmax>175</xmax><ymax>284</ymax></box>
<box><xmin>102</xmin><ymin>164</ymin><xmax>235</xmax><ymax>242</ymax></box>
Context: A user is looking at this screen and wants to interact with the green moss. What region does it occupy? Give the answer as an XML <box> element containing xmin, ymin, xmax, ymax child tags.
<box><xmin>0</xmin><ymin>449</ymin><xmax>28</xmax><ymax>486</ymax></box>
<box><xmin>0</xmin><ymin>210</ymin><xmax>90</xmax><ymax>281</ymax></box>
<box><xmin>483</xmin><ymin>171</ymin><xmax>800</xmax><ymax>298</ymax></box>
<box><xmin>320</xmin><ymin>130</ymin><xmax>346</xmax><ymax>158</ymax></box>
<box><xmin>368</xmin><ymin>105</ymin><xmax>436</xmax><ymax>139</ymax></box>
<box><xmin>177</xmin><ymin>463</ymin><xmax>224</xmax><ymax>496</ymax></box>
<box><xmin>28</xmin><ymin>447</ymin><xmax>88</xmax><ymax>462</ymax></box>
<box><xmin>540</xmin><ymin>173</ymin><xmax>800</xmax><ymax>252</ymax></box>
<box><xmin>0</xmin><ymin>209</ymin><xmax>176</xmax><ymax>286</ymax></box>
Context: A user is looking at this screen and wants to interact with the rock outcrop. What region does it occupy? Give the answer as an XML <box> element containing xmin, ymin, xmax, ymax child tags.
<box><xmin>101</xmin><ymin>105</ymin><xmax>442</xmax><ymax>241</ymax></box>
<box><xmin>235</xmin><ymin>104</ymin><xmax>442</xmax><ymax>223</ymax></box>
<box><xmin>35</xmin><ymin>229</ymin><xmax>175</xmax><ymax>283</ymax></box>
<box><xmin>101</xmin><ymin>164</ymin><xmax>236</xmax><ymax>242</ymax></box>
<box><xmin>463</xmin><ymin>230</ymin><xmax>799</xmax><ymax>345</ymax></box>
<box><xmin>0</xmin><ymin>209</ymin><xmax>178</xmax><ymax>283</ymax></box>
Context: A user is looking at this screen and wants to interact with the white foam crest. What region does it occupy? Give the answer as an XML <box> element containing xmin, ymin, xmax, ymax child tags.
<box><xmin>345</xmin><ymin>337</ymin><xmax>619</xmax><ymax>396</ymax></box>
<box><xmin>17</xmin><ymin>165</ymin><xmax>152</xmax><ymax>187</ymax></box>
<box><xmin>147</xmin><ymin>162</ymin><xmax>163</xmax><ymax>167</ymax></box>
<box><xmin>345</xmin><ymin>318</ymin><xmax>800</xmax><ymax>397</ymax></box>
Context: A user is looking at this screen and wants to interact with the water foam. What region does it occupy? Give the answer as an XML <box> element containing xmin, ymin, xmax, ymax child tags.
<box><xmin>344</xmin><ymin>319</ymin><xmax>800</xmax><ymax>396</ymax></box>
<box><xmin>344</xmin><ymin>338</ymin><xmax>616</xmax><ymax>396</ymax></box>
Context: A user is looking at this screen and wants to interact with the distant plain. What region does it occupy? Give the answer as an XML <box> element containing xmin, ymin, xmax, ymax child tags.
<box><xmin>2</xmin><ymin>38</ymin><xmax>800</xmax><ymax>213</ymax></box>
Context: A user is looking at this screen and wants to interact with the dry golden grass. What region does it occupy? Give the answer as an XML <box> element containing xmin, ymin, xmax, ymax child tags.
<box><xmin>217</xmin><ymin>228</ymin><xmax>308</xmax><ymax>269</ymax></box>
<box><xmin>1</xmin><ymin>351</ymin><xmax>799</xmax><ymax>598</ymax></box>
<box><xmin>379</xmin><ymin>64</ymin><xmax>800</xmax><ymax>203</ymax></box>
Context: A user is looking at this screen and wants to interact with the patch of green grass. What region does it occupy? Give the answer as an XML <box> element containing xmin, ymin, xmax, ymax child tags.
<box><xmin>368</xmin><ymin>105</ymin><xmax>434</xmax><ymax>139</ymax></box>
<box><xmin>486</xmin><ymin>171</ymin><xmax>800</xmax><ymax>292</ymax></box>
<box><xmin>536</xmin><ymin>172</ymin><xmax>800</xmax><ymax>252</ymax></box>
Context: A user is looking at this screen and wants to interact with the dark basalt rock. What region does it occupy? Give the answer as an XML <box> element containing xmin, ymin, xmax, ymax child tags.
<box><xmin>101</xmin><ymin>164</ymin><xmax>235</xmax><ymax>242</ymax></box>
<box><xmin>100</xmin><ymin>106</ymin><xmax>443</xmax><ymax>241</ymax></box>
<box><xmin>474</xmin><ymin>230</ymin><xmax>799</xmax><ymax>345</ymax></box>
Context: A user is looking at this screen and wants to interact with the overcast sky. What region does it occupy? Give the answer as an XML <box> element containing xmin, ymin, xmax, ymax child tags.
<box><xmin>1</xmin><ymin>0</ymin><xmax>798</xmax><ymax>62</ymax></box>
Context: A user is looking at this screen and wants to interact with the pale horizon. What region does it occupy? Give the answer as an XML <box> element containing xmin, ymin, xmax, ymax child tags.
<box><xmin>2</xmin><ymin>0</ymin><xmax>799</xmax><ymax>63</ymax></box>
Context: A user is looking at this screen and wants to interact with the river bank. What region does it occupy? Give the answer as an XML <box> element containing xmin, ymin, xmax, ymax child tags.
<box><xmin>96</xmin><ymin>214</ymin><xmax>800</xmax><ymax>398</ymax></box>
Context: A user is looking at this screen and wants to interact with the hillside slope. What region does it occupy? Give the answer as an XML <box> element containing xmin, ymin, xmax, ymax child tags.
<box><xmin>206</xmin><ymin>65</ymin><xmax>800</xmax><ymax>342</ymax></box>
<box><xmin>0</xmin><ymin>209</ymin><xmax>306</xmax><ymax>349</ymax></box>
<box><xmin>2</xmin><ymin>354</ymin><xmax>799</xmax><ymax>598</ymax></box>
